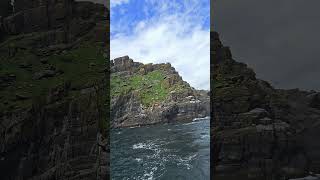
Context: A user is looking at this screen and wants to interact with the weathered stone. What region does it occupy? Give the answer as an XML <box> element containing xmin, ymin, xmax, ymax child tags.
<box><xmin>212</xmin><ymin>31</ymin><xmax>320</xmax><ymax>179</ymax></box>
<box><xmin>15</xmin><ymin>93</ymin><xmax>29</xmax><ymax>100</ymax></box>
<box><xmin>259</xmin><ymin>117</ymin><xmax>272</xmax><ymax>125</ymax></box>
<box><xmin>1</xmin><ymin>0</ymin><xmax>107</xmax><ymax>45</ymax></box>
<box><xmin>0</xmin><ymin>1</ymin><xmax>109</xmax><ymax>179</ymax></box>
<box><xmin>111</xmin><ymin>57</ymin><xmax>209</xmax><ymax>128</ymax></box>
<box><xmin>40</xmin><ymin>58</ymin><xmax>48</xmax><ymax>64</ymax></box>
<box><xmin>0</xmin><ymin>0</ymin><xmax>12</xmax><ymax>17</ymax></box>
<box><xmin>32</xmin><ymin>70</ymin><xmax>56</xmax><ymax>80</ymax></box>
<box><xmin>19</xmin><ymin>62</ymin><xmax>32</xmax><ymax>68</ymax></box>
<box><xmin>3</xmin><ymin>11</ymin><xmax>24</xmax><ymax>34</ymax></box>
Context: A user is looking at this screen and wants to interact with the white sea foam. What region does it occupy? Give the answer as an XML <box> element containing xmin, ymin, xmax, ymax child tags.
<box><xmin>201</xmin><ymin>134</ymin><xmax>210</xmax><ymax>139</ymax></box>
<box><xmin>132</xmin><ymin>141</ymin><xmax>160</xmax><ymax>150</ymax></box>
<box><xmin>132</xmin><ymin>143</ymin><xmax>148</xmax><ymax>149</ymax></box>
<box><xmin>112</xmin><ymin>116</ymin><xmax>210</xmax><ymax>180</ymax></box>
<box><xmin>142</xmin><ymin>166</ymin><xmax>158</xmax><ymax>180</ymax></box>
<box><xmin>183</xmin><ymin>121</ymin><xmax>199</xmax><ymax>126</ymax></box>
<box><xmin>176</xmin><ymin>153</ymin><xmax>198</xmax><ymax>170</ymax></box>
<box><xmin>132</xmin><ymin>140</ymin><xmax>168</xmax><ymax>180</ymax></box>
<box><xmin>135</xmin><ymin>158</ymin><xmax>142</xmax><ymax>162</ymax></box>
<box><xmin>129</xmin><ymin>125</ymin><xmax>140</xmax><ymax>129</ymax></box>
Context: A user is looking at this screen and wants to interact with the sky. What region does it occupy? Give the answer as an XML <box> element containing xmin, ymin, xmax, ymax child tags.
<box><xmin>213</xmin><ymin>0</ymin><xmax>320</xmax><ymax>91</ymax></box>
<box><xmin>110</xmin><ymin>0</ymin><xmax>210</xmax><ymax>90</ymax></box>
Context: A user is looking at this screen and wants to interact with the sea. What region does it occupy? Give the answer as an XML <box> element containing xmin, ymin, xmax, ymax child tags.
<box><xmin>110</xmin><ymin>117</ymin><xmax>210</xmax><ymax>180</ymax></box>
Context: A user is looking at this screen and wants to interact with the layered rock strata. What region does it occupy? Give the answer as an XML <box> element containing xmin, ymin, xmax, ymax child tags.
<box><xmin>212</xmin><ymin>31</ymin><xmax>320</xmax><ymax>179</ymax></box>
<box><xmin>0</xmin><ymin>0</ymin><xmax>109</xmax><ymax>179</ymax></box>
<box><xmin>111</xmin><ymin>56</ymin><xmax>210</xmax><ymax>128</ymax></box>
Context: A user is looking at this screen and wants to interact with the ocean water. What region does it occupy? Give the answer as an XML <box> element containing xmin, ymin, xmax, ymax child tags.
<box><xmin>111</xmin><ymin>118</ymin><xmax>210</xmax><ymax>180</ymax></box>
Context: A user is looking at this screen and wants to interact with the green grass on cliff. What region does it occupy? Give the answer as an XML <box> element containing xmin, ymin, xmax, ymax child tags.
<box><xmin>0</xmin><ymin>37</ymin><xmax>110</xmax><ymax>137</ymax></box>
<box><xmin>111</xmin><ymin>70</ymin><xmax>170</xmax><ymax>107</ymax></box>
<box><xmin>0</xmin><ymin>38</ymin><xmax>107</xmax><ymax>112</ymax></box>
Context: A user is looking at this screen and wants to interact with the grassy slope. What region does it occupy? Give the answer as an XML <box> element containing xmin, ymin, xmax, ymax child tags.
<box><xmin>111</xmin><ymin>69</ymin><xmax>191</xmax><ymax>107</ymax></box>
<box><xmin>0</xmin><ymin>35</ymin><xmax>110</xmax><ymax>138</ymax></box>
<box><xmin>0</xmin><ymin>37</ymin><xmax>107</xmax><ymax>112</ymax></box>
<box><xmin>111</xmin><ymin>70</ymin><xmax>168</xmax><ymax>106</ymax></box>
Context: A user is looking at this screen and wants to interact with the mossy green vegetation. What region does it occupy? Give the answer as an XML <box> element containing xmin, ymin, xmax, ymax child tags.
<box><xmin>0</xmin><ymin>35</ymin><xmax>110</xmax><ymax>138</ymax></box>
<box><xmin>0</xmin><ymin>36</ymin><xmax>107</xmax><ymax>113</ymax></box>
<box><xmin>111</xmin><ymin>68</ymin><xmax>191</xmax><ymax>107</ymax></box>
<box><xmin>111</xmin><ymin>70</ymin><xmax>169</xmax><ymax>107</ymax></box>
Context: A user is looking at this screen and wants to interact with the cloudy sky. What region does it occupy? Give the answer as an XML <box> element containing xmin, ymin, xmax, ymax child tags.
<box><xmin>110</xmin><ymin>0</ymin><xmax>210</xmax><ymax>90</ymax></box>
<box><xmin>213</xmin><ymin>0</ymin><xmax>320</xmax><ymax>91</ymax></box>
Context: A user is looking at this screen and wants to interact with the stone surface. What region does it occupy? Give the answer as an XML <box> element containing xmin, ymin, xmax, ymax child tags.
<box><xmin>0</xmin><ymin>0</ymin><xmax>109</xmax><ymax>179</ymax></box>
<box><xmin>212</xmin><ymin>31</ymin><xmax>320</xmax><ymax>179</ymax></box>
<box><xmin>111</xmin><ymin>57</ymin><xmax>210</xmax><ymax>128</ymax></box>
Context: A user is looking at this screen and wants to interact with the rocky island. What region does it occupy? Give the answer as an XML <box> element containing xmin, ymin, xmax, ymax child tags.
<box><xmin>0</xmin><ymin>0</ymin><xmax>109</xmax><ymax>179</ymax></box>
<box><xmin>212</xmin><ymin>31</ymin><xmax>320</xmax><ymax>179</ymax></box>
<box><xmin>111</xmin><ymin>56</ymin><xmax>210</xmax><ymax>128</ymax></box>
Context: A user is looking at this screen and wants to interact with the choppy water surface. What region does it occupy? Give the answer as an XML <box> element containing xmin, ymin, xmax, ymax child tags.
<box><xmin>111</xmin><ymin>118</ymin><xmax>210</xmax><ymax>180</ymax></box>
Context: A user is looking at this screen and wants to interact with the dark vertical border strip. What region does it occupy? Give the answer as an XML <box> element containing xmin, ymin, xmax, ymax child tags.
<box><xmin>97</xmin><ymin>0</ymin><xmax>110</xmax><ymax>179</ymax></box>
<box><xmin>210</xmin><ymin>1</ymin><xmax>223</xmax><ymax>179</ymax></box>
<box><xmin>0</xmin><ymin>0</ymin><xmax>110</xmax><ymax>179</ymax></box>
<box><xmin>106</xmin><ymin>0</ymin><xmax>111</xmax><ymax>178</ymax></box>
<box><xmin>210</xmin><ymin>0</ymin><xmax>214</xmax><ymax>179</ymax></box>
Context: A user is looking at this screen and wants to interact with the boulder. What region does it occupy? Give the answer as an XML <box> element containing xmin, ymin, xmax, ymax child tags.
<box><xmin>32</xmin><ymin>70</ymin><xmax>56</xmax><ymax>80</ymax></box>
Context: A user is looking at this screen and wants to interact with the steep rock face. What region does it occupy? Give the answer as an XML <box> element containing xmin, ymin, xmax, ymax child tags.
<box><xmin>0</xmin><ymin>0</ymin><xmax>107</xmax><ymax>42</ymax></box>
<box><xmin>212</xmin><ymin>31</ymin><xmax>320</xmax><ymax>179</ymax></box>
<box><xmin>0</xmin><ymin>0</ymin><xmax>12</xmax><ymax>17</ymax></box>
<box><xmin>0</xmin><ymin>0</ymin><xmax>109</xmax><ymax>179</ymax></box>
<box><xmin>111</xmin><ymin>56</ymin><xmax>209</xmax><ymax>128</ymax></box>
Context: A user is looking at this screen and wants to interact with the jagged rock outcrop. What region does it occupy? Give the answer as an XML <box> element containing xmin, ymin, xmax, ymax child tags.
<box><xmin>0</xmin><ymin>0</ymin><xmax>107</xmax><ymax>46</ymax></box>
<box><xmin>0</xmin><ymin>0</ymin><xmax>109</xmax><ymax>179</ymax></box>
<box><xmin>212</xmin><ymin>31</ymin><xmax>320</xmax><ymax>179</ymax></box>
<box><xmin>111</xmin><ymin>56</ymin><xmax>209</xmax><ymax>128</ymax></box>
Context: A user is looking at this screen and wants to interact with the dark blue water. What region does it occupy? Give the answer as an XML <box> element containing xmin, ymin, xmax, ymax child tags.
<box><xmin>110</xmin><ymin>118</ymin><xmax>210</xmax><ymax>180</ymax></box>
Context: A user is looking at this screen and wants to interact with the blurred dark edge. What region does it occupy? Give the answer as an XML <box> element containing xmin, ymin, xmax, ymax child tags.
<box><xmin>210</xmin><ymin>0</ymin><xmax>214</xmax><ymax>179</ymax></box>
<box><xmin>0</xmin><ymin>0</ymin><xmax>110</xmax><ymax>179</ymax></box>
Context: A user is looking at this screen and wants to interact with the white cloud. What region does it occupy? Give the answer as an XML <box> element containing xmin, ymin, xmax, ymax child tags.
<box><xmin>111</xmin><ymin>0</ymin><xmax>210</xmax><ymax>90</ymax></box>
<box><xmin>110</xmin><ymin>0</ymin><xmax>130</xmax><ymax>7</ymax></box>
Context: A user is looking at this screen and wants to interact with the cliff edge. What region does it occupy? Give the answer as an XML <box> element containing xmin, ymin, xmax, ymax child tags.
<box><xmin>0</xmin><ymin>0</ymin><xmax>109</xmax><ymax>179</ymax></box>
<box><xmin>212</xmin><ymin>31</ymin><xmax>320</xmax><ymax>179</ymax></box>
<box><xmin>111</xmin><ymin>56</ymin><xmax>210</xmax><ymax>128</ymax></box>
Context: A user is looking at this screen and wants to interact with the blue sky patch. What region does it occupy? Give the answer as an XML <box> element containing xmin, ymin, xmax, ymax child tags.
<box><xmin>110</xmin><ymin>0</ymin><xmax>210</xmax><ymax>90</ymax></box>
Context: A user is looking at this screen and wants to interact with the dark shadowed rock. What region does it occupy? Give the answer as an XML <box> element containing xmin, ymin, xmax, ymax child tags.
<box><xmin>212</xmin><ymin>31</ymin><xmax>320</xmax><ymax>179</ymax></box>
<box><xmin>0</xmin><ymin>0</ymin><xmax>12</xmax><ymax>17</ymax></box>
<box><xmin>0</xmin><ymin>0</ymin><xmax>109</xmax><ymax>179</ymax></box>
<box><xmin>0</xmin><ymin>0</ymin><xmax>108</xmax><ymax>45</ymax></box>
<box><xmin>32</xmin><ymin>70</ymin><xmax>56</xmax><ymax>80</ymax></box>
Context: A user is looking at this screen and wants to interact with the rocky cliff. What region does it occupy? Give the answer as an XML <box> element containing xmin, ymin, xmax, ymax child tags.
<box><xmin>0</xmin><ymin>0</ymin><xmax>109</xmax><ymax>179</ymax></box>
<box><xmin>212</xmin><ymin>31</ymin><xmax>320</xmax><ymax>179</ymax></box>
<box><xmin>111</xmin><ymin>56</ymin><xmax>209</xmax><ymax>128</ymax></box>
